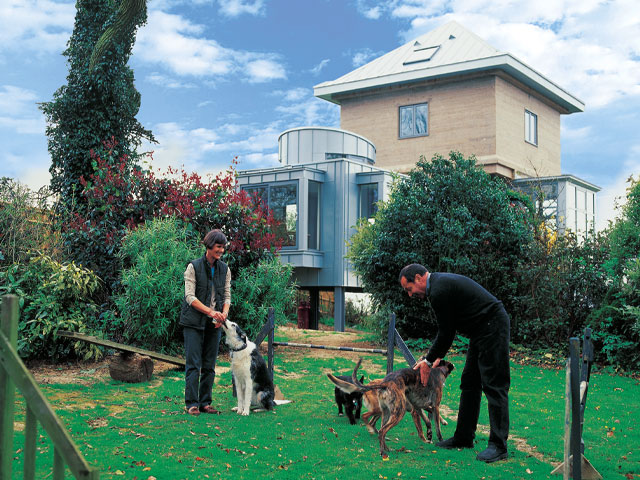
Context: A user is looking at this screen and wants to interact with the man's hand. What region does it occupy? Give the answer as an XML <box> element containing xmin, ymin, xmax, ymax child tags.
<box><xmin>413</xmin><ymin>358</ymin><xmax>441</xmax><ymax>386</ymax></box>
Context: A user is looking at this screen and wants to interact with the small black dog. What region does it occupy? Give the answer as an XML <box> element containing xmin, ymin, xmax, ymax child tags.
<box><xmin>333</xmin><ymin>375</ymin><xmax>364</xmax><ymax>425</ymax></box>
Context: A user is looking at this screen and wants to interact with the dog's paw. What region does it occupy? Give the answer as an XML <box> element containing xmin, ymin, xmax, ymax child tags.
<box><xmin>231</xmin><ymin>406</ymin><xmax>239</xmax><ymax>412</ymax></box>
<box><xmin>240</xmin><ymin>410</ymin><xmax>250</xmax><ymax>416</ymax></box>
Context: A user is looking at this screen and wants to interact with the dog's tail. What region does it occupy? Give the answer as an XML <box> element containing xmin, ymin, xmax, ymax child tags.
<box><xmin>258</xmin><ymin>390</ymin><xmax>276</xmax><ymax>411</ymax></box>
<box><xmin>350</xmin><ymin>357</ymin><xmax>388</xmax><ymax>392</ymax></box>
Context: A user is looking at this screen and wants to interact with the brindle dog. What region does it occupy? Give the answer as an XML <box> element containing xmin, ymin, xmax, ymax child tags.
<box><xmin>328</xmin><ymin>358</ymin><xmax>454</xmax><ymax>456</ymax></box>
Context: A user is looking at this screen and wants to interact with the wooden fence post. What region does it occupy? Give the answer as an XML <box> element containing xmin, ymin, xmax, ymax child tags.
<box><xmin>386</xmin><ymin>313</ymin><xmax>396</xmax><ymax>374</ymax></box>
<box><xmin>1</xmin><ymin>294</ymin><xmax>19</xmax><ymax>480</ymax></box>
<box><xmin>569</xmin><ymin>338</ymin><xmax>582</xmax><ymax>480</ymax></box>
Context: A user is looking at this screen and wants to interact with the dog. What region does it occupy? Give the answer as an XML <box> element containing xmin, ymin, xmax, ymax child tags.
<box><xmin>328</xmin><ymin>358</ymin><xmax>454</xmax><ymax>456</ymax></box>
<box><xmin>333</xmin><ymin>374</ymin><xmax>364</xmax><ymax>425</ymax></box>
<box><xmin>220</xmin><ymin>320</ymin><xmax>275</xmax><ymax>415</ymax></box>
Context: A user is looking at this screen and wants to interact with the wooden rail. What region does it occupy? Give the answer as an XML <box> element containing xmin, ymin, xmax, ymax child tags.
<box><xmin>1</xmin><ymin>295</ymin><xmax>100</xmax><ymax>480</ymax></box>
<box><xmin>57</xmin><ymin>331</ymin><xmax>186</xmax><ymax>367</ymax></box>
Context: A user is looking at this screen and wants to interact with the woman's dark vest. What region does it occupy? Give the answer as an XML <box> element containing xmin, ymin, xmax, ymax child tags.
<box><xmin>179</xmin><ymin>255</ymin><xmax>228</xmax><ymax>330</ymax></box>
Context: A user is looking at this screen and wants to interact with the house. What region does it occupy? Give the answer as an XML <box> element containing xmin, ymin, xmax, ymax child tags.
<box><xmin>239</xmin><ymin>22</ymin><xmax>599</xmax><ymax>331</ymax></box>
<box><xmin>237</xmin><ymin>127</ymin><xmax>395</xmax><ymax>331</ymax></box>
<box><xmin>314</xmin><ymin>21</ymin><xmax>599</xmax><ymax>236</ymax></box>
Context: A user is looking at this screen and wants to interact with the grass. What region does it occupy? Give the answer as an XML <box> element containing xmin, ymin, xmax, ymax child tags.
<box><xmin>7</xmin><ymin>329</ymin><xmax>640</xmax><ymax>480</ymax></box>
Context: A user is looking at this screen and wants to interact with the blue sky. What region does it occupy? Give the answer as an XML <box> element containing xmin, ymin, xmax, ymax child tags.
<box><xmin>1</xmin><ymin>0</ymin><xmax>638</xmax><ymax>231</ymax></box>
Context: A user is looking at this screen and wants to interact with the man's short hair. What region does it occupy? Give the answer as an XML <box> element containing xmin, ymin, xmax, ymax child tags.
<box><xmin>203</xmin><ymin>229</ymin><xmax>227</xmax><ymax>249</ymax></box>
<box><xmin>399</xmin><ymin>263</ymin><xmax>428</xmax><ymax>283</ymax></box>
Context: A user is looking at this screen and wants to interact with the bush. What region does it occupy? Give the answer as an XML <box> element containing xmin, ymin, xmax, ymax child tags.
<box><xmin>511</xmin><ymin>230</ymin><xmax>610</xmax><ymax>349</ymax></box>
<box><xmin>231</xmin><ymin>258</ymin><xmax>296</xmax><ymax>340</ymax></box>
<box><xmin>113</xmin><ymin>217</ymin><xmax>200</xmax><ymax>352</ymax></box>
<box><xmin>0</xmin><ymin>255</ymin><xmax>102</xmax><ymax>361</ymax></box>
<box><xmin>0</xmin><ymin>178</ymin><xmax>59</xmax><ymax>267</ymax></box>
<box><xmin>348</xmin><ymin>152</ymin><xmax>533</xmax><ymax>339</ymax></box>
<box><xmin>61</xmin><ymin>146</ymin><xmax>282</xmax><ymax>295</ymax></box>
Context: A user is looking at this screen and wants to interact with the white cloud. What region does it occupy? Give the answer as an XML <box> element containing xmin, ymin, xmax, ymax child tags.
<box><xmin>310</xmin><ymin>59</ymin><xmax>330</xmax><ymax>75</ymax></box>
<box><xmin>244</xmin><ymin>58</ymin><xmax>287</xmax><ymax>83</ymax></box>
<box><xmin>217</xmin><ymin>0</ymin><xmax>265</xmax><ymax>17</ymax></box>
<box><xmin>352</xmin><ymin>48</ymin><xmax>383</xmax><ymax>67</ymax></box>
<box><xmin>142</xmin><ymin>121</ymin><xmax>282</xmax><ymax>177</ymax></box>
<box><xmin>595</xmin><ymin>144</ymin><xmax>640</xmax><ymax>231</ymax></box>
<box><xmin>373</xmin><ymin>1</ymin><xmax>640</xmax><ymax>110</ymax></box>
<box><xmin>146</xmin><ymin>73</ymin><xmax>197</xmax><ymax>89</ymax></box>
<box><xmin>135</xmin><ymin>10</ymin><xmax>286</xmax><ymax>83</ymax></box>
<box><xmin>275</xmin><ymin>98</ymin><xmax>340</xmax><ymax>127</ymax></box>
<box><xmin>0</xmin><ymin>0</ymin><xmax>74</xmax><ymax>57</ymax></box>
<box><xmin>274</xmin><ymin>88</ymin><xmax>310</xmax><ymax>102</ymax></box>
<box><xmin>0</xmin><ymin>86</ymin><xmax>45</xmax><ymax>135</ymax></box>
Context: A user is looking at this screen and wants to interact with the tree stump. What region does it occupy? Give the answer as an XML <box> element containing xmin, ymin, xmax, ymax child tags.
<box><xmin>109</xmin><ymin>352</ymin><xmax>154</xmax><ymax>383</ymax></box>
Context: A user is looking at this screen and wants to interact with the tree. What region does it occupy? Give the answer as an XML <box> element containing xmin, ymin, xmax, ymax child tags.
<box><xmin>347</xmin><ymin>152</ymin><xmax>534</xmax><ymax>338</ymax></box>
<box><xmin>40</xmin><ymin>0</ymin><xmax>154</xmax><ymax>209</ymax></box>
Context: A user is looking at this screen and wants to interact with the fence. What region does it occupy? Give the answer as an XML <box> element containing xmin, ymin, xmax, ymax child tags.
<box><xmin>256</xmin><ymin>307</ymin><xmax>417</xmax><ymax>378</ymax></box>
<box><xmin>551</xmin><ymin>328</ymin><xmax>602</xmax><ymax>480</ymax></box>
<box><xmin>0</xmin><ymin>294</ymin><xmax>100</xmax><ymax>480</ymax></box>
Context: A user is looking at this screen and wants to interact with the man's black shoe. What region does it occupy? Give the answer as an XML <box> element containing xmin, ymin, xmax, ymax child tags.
<box><xmin>476</xmin><ymin>445</ymin><xmax>508</xmax><ymax>463</ymax></box>
<box><xmin>436</xmin><ymin>436</ymin><xmax>474</xmax><ymax>449</ymax></box>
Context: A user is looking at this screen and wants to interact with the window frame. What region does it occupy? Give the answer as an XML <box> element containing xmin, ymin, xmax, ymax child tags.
<box><xmin>399</xmin><ymin>103</ymin><xmax>429</xmax><ymax>139</ymax></box>
<box><xmin>525</xmin><ymin>109</ymin><xmax>538</xmax><ymax>146</ymax></box>
<box><xmin>242</xmin><ymin>182</ymin><xmax>299</xmax><ymax>249</ymax></box>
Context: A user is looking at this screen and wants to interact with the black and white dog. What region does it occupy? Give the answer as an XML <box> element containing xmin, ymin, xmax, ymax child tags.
<box><xmin>220</xmin><ymin>320</ymin><xmax>275</xmax><ymax>415</ymax></box>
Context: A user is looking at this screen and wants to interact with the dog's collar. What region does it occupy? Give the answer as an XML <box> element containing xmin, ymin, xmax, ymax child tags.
<box><xmin>231</xmin><ymin>343</ymin><xmax>247</xmax><ymax>352</ymax></box>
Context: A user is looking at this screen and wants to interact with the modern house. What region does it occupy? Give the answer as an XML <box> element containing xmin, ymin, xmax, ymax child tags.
<box><xmin>314</xmin><ymin>21</ymin><xmax>599</xmax><ymax>236</ymax></box>
<box><xmin>239</xmin><ymin>21</ymin><xmax>599</xmax><ymax>331</ymax></box>
<box><xmin>237</xmin><ymin>127</ymin><xmax>395</xmax><ymax>331</ymax></box>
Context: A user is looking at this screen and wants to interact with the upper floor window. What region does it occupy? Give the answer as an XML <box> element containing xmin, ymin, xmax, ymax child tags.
<box><xmin>308</xmin><ymin>181</ymin><xmax>320</xmax><ymax>250</ymax></box>
<box><xmin>525</xmin><ymin>110</ymin><xmax>538</xmax><ymax>146</ymax></box>
<box><xmin>399</xmin><ymin>103</ymin><xmax>428</xmax><ymax>139</ymax></box>
<box><xmin>244</xmin><ymin>183</ymin><xmax>298</xmax><ymax>247</ymax></box>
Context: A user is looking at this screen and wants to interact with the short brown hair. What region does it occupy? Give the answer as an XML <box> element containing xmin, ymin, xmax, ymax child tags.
<box><xmin>203</xmin><ymin>229</ymin><xmax>227</xmax><ymax>249</ymax></box>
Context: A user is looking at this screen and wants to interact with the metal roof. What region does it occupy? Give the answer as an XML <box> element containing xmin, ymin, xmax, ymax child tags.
<box><xmin>314</xmin><ymin>21</ymin><xmax>584</xmax><ymax>114</ymax></box>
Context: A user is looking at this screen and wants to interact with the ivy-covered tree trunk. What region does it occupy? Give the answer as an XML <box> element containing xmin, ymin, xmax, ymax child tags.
<box><xmin>40</xmin><ymin>0</ymin><xmax>155</xmax><ymax>210</ymax></box>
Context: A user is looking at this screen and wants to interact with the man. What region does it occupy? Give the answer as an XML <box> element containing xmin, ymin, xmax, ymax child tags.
<box><xmin>399</xmin><ymin>264</ymin><xmax>510</xmax><ymax>463</ymax></box>
<box><xmin>180</xmin><ymin>229</ymin><xmax>231</xmax><ymax>416</ymax></box>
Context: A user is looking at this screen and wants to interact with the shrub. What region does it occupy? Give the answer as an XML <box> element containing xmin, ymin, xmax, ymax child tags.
<box><xmin>348</xmin><ymin>152</ymin><xmax>533</xmax><ymax>339</ymax></box>
<box><xmin>231</xmin><ymin>258</ymin><xmax>296</xmax><ymax>340</ymax></box>
<box><xmin>0</xmin><ymin>178</ymin><xmax>59</xmax><ymax>267</ymax></box>
<box><xmin>0</xmin><ymin>255</ymin><xmax>102</xmax><ymax>361</ymax></box>
<box><xmin>61</xmin><ymin>145</ymin><xmax>282</xmax><ymax>294</ymax></box>
<box><xmin>113</xmin><ymin>217</ymin><xmax>200</xmax><ymax>352</ymax></box>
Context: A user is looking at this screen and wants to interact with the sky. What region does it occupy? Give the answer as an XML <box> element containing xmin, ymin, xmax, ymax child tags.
<box><xmin>1</xmin><ymin>0</ymin><xmax>639</xmax><ymax>231</ymax></box>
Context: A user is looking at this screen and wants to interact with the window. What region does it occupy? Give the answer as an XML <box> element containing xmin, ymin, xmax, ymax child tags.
<box><xmin>525</xmin><ymin>110</ymin><xmax>538</xmax><ymax>145</ymax></box>
<box><xmin>360</xmin><ymin>183</ymin><xmax>378</xmax><ymax>222</ymax></box>
<box><xmin>308</xmin><ymin>181</ymin><xmax>320</xmax><ymax>250</ymax></box>
<box><xmin>243</xmin><ymin>183</ymin><xmax>298</xmax><ymax>247</ymax></box>
<box><xmin>399</xmin><ymin>103</ymin><xmax>428</xmax><ymax>139</ymax></box>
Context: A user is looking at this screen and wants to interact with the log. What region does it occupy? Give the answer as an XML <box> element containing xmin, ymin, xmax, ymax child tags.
<box><xmin>109</xmin><ymin>352</ymin><xmax>154</xmax><ymax>383</ymax></box>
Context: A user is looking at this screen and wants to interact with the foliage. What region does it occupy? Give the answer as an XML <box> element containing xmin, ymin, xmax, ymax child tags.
<box><xmin>39</xmin><ymin>0</ymin><xmax>155</xmax><ymax>210</ymax></box>
<box><xmin>0</xmin><ymin>178</ymin><xmax>59</xmax><ymax>267</ymax></box>
<box><xmin>344</xmin><ymin>295</ymin><xmax>372</xmax><ymax>327</ymax></box>
<box><xmin>511</xmin><ymin>229</ymin><xmax>611</xmax><ymax>349</ymax></box>
<box><xmin>0</xmin><ymin>255</ymin><xmax>102</xmax><ymax>361</ymax></box>
<box><xmin>347</xmin><ymin>152</ymin><xmax>534</xmax><ymax>339</ymax></box>
<box><xmin>231</xmin><ymin>258</ymin><xmax>296</xmax><ymax>340</ymax></box>
<box><xmin>113</xmin><ymin>217</ymin><xmax>200</xmax><ymax>351</ymax></box>
<box><xmin>61</xmin><ymin>145</ymin><xmax>282</xmax><ymax>295</ymax></box>
<box><xmin>10</xmin><ymin>329</ymin><xmax>640</xmax><ymax>480</ymax></box>
<box><xmin>587</xmin><ymin>177</ymin><xmax>640</xmax><ymax>369</ymax></box>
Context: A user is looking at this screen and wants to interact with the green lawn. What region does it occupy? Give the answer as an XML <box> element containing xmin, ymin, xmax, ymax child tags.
<box><xmin>8</xmin><ymin>330</ymin><xmax>640</xmax><ymax>480</ymax></box>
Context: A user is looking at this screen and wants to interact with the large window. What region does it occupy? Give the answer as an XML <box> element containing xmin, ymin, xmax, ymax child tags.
<box><xmin>399</xmin><ymin>103</ymin><xmax>428</xmax><ymax>139</ymax></box>
<box><xmin>525</xmin><ymin>109</ymin><xmax>538</xmax><ymax>146</ymax></box>
<box><xmin>308</xmin><ymin>181</ymin><xmax>320</xmax><ymax>250</ymax></box>
<box><xmin>244</xmin><ymin>183</ymin><xmax>298</xmax><ymax>247</ymax></box>
<box><xmin>360</xmin><ymin>183</ymin><xmax>378</xmax><ymax>222</ymax></box>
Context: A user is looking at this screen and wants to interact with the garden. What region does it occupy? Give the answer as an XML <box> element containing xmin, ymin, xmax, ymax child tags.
<box><xmin>2</xmin><ymin>1</ymin><xmax>640</xmax><ymax>477</ymax></box>
<box><xmin>5</xmin><ymin>324</ymin><xmax>639</xmax><ymax>480</ymax></box>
